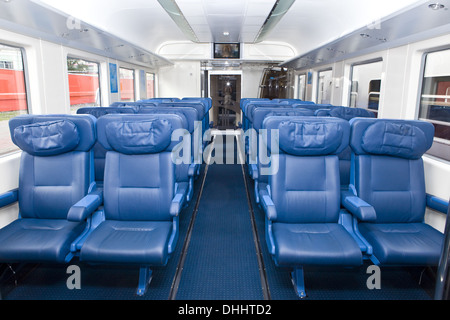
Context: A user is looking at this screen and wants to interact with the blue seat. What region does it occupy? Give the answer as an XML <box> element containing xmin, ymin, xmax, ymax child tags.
<box><xmin>180</xmin><ymin>98</ymin><xmax>212</xmax><ymax>132</ymax></box>
<box><xmin>323</xmin><ymin>106</ymin><xmax>375</xmax><ymax>187</ymax></box>
<box><xmin>259</xmin><ymin>116</ymin><xmax>362</xmax><ymax>297</ymax></box>
<box><xmin>79</xmin><ymin>114</ymin><xmax>187</xmax><ymax>295</ymax></box>
<box><xmin>248</xmin><ymin>108</ymin><xmax>315</xmax><ymax>203</ymax></box>
<box><xmin>138</xmin><ymin>106</ymin><xmax>200</xmax><ymax>201</ymax></box>
<box><xmin>77</xmin><ymin>107</ymin><xmax>135</xmax><ymax>184</ymax></box>
<box><xmin>344</xmin><ymin>118</ymin><xmax>445</xmax><ymax>266</ymax></box>
<box><xmin>329</xmin><ymin>105</ymin><xmax>375</xmax><ymax>120</ymax></box>
<box><xmin>0</xmin><ymin>114</ymin><xmax>98</xmax><ymax>264</ymax></box>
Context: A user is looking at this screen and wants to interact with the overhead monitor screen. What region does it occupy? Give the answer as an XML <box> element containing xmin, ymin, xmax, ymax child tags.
<box><xmin>213</xmin><ymin>43</ymin><xmax>240</xmax><ymax>59</ymax></box>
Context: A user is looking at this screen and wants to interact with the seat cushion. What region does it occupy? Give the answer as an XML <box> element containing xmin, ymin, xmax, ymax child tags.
<box><xmin>359</xmin><ymin>222</ymin><xmax>443</xmax><ymax>265</ymax></box>
<box><xmin>272</xmin><ymin>223</ymin><xmax>362</xmax><ymax>266</ymax></box>
<box><xmin>80</xmin><ymin>220</ymin><xmax>173</xmax><ymax>266</ymax></box>
<box><xmin>0</xmin><ymin>218</ymin><xmax>86</xmax><ymax>263</ymax></box>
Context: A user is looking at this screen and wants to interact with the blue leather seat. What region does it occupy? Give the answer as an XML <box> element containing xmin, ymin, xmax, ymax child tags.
<box><xmin>323</xmin><ymin>106</ymin><xmax>375</xmax><ymax>187</ymax></box>
<box><xmin>249</xmin><ymin>108</ymin><xmax>315</xmax><ymax>203</ymax></box>
<box><xmin>259</xmin><ymin>116</ymin><xmax>362</xmax><ymax>297</ymax></box>
<box><xmin>344</xmin><ymin>118</ymin><xmax>444</xmax><ymax>266</ymax></box>
<box><xmin>180</xmin><ymin>98</ymin><xmax>212</xmax><ymax>132</ymax></box>
<box><xmin>77</xmin><ymin>107</ymin><xmax>135</xmax><ymax>183</ymax></box>
<box><xmin>329</xmin><ymin>105</ymin><xmax>375</xmax><ymax>120</ymax></box>
<box><xmin>0</xmin><ymin>114</ymin><xmax>97</xmax><ymax>263</ymax></box>
<box><xmin>138</xmin><ymin>106</ymin><xmax>200</xmax><ymax>201</ymax></box>
<box><xmin>79</xmin><ymin>114</ymin><xmax>187</xmax><ymax>295</ymax></box>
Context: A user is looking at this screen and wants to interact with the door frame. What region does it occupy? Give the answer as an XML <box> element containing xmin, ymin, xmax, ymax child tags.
<box><xmin>208</xmin><ymin>70</ymin><xmax>243</xmax><ymax>128</ymax></box>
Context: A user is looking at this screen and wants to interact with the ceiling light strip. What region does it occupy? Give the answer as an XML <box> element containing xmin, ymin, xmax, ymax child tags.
<box><xmin>157</xmin><ymin>0</ymin><xmax>199</xmax><ymax>42</ymax></box>
<box><xmin>254</xmin><ymin>0</ymin><xmax>295</xmax><ymax>43</ymax></box>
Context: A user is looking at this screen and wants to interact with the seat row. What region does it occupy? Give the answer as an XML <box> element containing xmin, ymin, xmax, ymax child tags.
<box><xmin>0</xmin><ymin>113</ymin><xmax>189</xmax><ymax>295</ymax></box>
<box><xmin>243</xmin><ymin>100</ymin><xmax>375</xmax><ymax>203</ymax></box>
<box><xmin>258</xmin><ymin>115</ymin><xmax>449</xmax><ymax>297</ymax></box>
<box><xmin>77</xmin><ymin>97</ymin><xmax>211</xmax><ymax>202</ymax></box>
<box><xmin>111</xmin><ymin>97</ymin><xmax>212</xmax><ymax>134</ymax></box>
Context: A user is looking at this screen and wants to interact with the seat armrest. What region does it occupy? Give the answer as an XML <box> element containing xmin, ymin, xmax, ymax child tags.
<box><xmin>259</xmin><ymin>189</ymin><xmax>277</xmax><ymax>221</ymax></box>
<box><xmin>249</xmin><ymin>164</ymin><xmax>258</xmax><ymax>180</ymax></box>
<box><xmin>170</xmin><ymin>190</ymin><xmax>187</xmax><ymax>217</ymax></box>
<box><xmin>0</xmin><ymin>189</ymin><xmax>18</xmax><ymax>208</ymax></box>
<box><xmin>341</xmin><ymin>190</ymin><xmax>376</xmax><ymax>222</ymax></box>
<box><xmin>188</xmin><ymin>163</ymin><xmax>199</xmax><ymax>177</ymax></box>
<box><xmin>426</xmin><ymin>194</ymin><xmax>449</xmax><ymax>214</ymax></box>
<box><xmin>67</xmin><ymin>189</ymin><xmax>103</xmax><ymax>222</ymax></box>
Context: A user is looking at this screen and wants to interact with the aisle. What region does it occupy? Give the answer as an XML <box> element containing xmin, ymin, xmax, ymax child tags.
<box><xmin>173</xmin><ymin>134</ymin><xmax>265</xmax><ymax>300</ymax></box>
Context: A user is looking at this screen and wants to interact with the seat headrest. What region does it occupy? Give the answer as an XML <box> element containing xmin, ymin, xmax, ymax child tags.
<box><xmin>105</xmin><ymin>119</ymin><xmax>172</xmax><ymax>154</ymax></box>
<box><xmin>97</xmin><ymin>114</ymin><xmax>185</xmax><ymax>154</ymax></box>
<box><xmin>329</xmin><ymin>106</ymin><xmax>375</xmax><ymax>120</ymax></box>
<box><xmin>9</xmin><ymin>114</ymin><xmax>96</xmax><ymax>156</ymax></box>
<box><xmin>252</xmin><ymin>108</ymin><xmax>314</xmax><ymax>130</ymax></box>
<box><xmin>315</xmin><ymin>109</ymin><xmax>331</xmax><ymax>116</ymax></box>
<box><xmin>350</xmin><ymin>118</ymin><xmax>434</xmax><ymax>159</ymax></box>
<box><xmin>263</xmin><ymin>117</ymin><xmax>350</xmax><ymax>155</ymax></box>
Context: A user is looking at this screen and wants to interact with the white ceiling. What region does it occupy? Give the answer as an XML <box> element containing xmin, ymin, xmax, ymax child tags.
<box><xmin>36</xmin><ymin>0</ymin><xmax>427</xmax><ymax>57</ymax></box>
<box><xmin>177</xmin><ymin>0</ymin><xmax>277</xmax><ymax>43</ymax></box>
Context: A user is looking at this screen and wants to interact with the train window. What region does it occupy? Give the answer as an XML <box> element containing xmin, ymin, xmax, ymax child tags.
<box><xmin>419</xmin><ymin>49</ymin><xmax>450</xmax><ymax>161</ymax></box>
<box><xmin>317</xmin><ymin>69</ymin><xmax>332</xmax><ymax>104</ymax></box>
<box><xmin>146</xmin><ymin>73</ymin><xmax>155</xmax><ymax>99</ymax></box>
<box><xmin>119</xmin><ymin>67</ymin><xmax>135</xmax><ymax>102</ymax></box>
<box><xmin>349</xmin><ymin>60</ymin><xmax>382</xmax><ymax>116</ymax></box>
<box><xmin>0</xmin><ymin>43</ymin><xmax>28</xmax><ymax>156</ymax></box>
<box><xmin>67</xmin><ymin>57</ymin><xmax>101</xmax><ymax>114</ymax></box>
<box><xmin>297</xmin><ymin>73</ymin><xmax>306</xmax><ymax>100</ymax></box>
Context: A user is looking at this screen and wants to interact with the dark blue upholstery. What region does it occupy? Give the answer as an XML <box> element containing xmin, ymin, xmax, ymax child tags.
<box><xmin>259</xmin><ymin>117</ymin><xmax>362</xmax><ymax>297</ymax></box>
<box><xmin>79</xmin><ymin>114</ymin><xmax>186</xmax><ymax>295</ymax></box>
<box><xmin>329</xmin><ymin>105</ymin><xmax>375</xmax><ymax>121</ymax></box>
<box><xmin>346</xmin><ymin>118</ymin><xmax>443</xmax><ymax>266</ymax></box>
<box><xmin>249</xmin><ymin>109</ymin><xmax>315</xmax><ymax>203</ymax></box>
<box><xmin>0</xmin><ymin>114</ymin><xmax>97</xmax><ymax>263</ymax></box>
<box><xmin>77</xmin><ymin>107</ymin><xmax>135</xmax><ymax>182</ymax></box>
<box><xmin>324</xmin><ymin>106</ymin><xmax>375</xmax><ymax>186</ymax></box>
<box><xmin>138</xmin><ymin>107</ymin><xmax>200</xmax><ymax>202</ymax></box>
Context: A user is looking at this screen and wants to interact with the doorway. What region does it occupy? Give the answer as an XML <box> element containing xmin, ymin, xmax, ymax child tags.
<box><xmin>209</xmin><ymin>74</ymin><xmax>241</xmax><ymax>129</ymax></box>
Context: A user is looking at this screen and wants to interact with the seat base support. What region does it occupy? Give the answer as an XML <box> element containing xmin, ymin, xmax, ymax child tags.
<box><xmin>137</xmin><ymin>267</ymin><xmax>153</xmax><ymax>296</ymax></box>
<box><xmin>291</xmin><ymin>267</ymin><xmax>307</xmax><ymax>298</ymax></box>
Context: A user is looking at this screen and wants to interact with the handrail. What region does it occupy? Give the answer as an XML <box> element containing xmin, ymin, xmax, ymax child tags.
<box><xmin>435</xmin><ymin>198</ymin><xmax>450</xmax><ymax>300</ymax></box>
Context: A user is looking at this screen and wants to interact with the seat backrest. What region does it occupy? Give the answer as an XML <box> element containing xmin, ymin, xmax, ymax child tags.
<box><xmin>263</xmin><ymin>116</ymin><xmax>350</xmax><ymax>224</ymax></box>
<box><xmin>315</xmin><ymin>109</ymin><xmax>331</xmax><ymax>116</ymax></box>
<box><xmin>138</xmin><ymin>106</ymin><xmax>198</xmax><ymax>133</ymax></box>
<box><xmin>240</xmin><ymin>98</ymin><xmax>270</xmax><ymax>111</ymax></box>
<box><xmin>138</xmin><ymin>98</ymin><xmax>179</xmax><ymax>104</ymax></box>
<box><xmin>9</xmin><ymin>114</ymin><xmax>97</xmax><ymax>219</ymax></box>
<box><xmin>349</xmin><ymin>118</ymin><xmax>434</xmax><ymax>223</ymax></box>
<box><xmin>97</xmin><ymin>114</ymin><xmax>184</xmax><ymax>221</ymax></box>
<box><xmin>77</xmin><ymin>106</ymin><xmax>136</xmax><ymax>117</ymax></box>
<box><xmin>329</xmin><ymin>106</ymin><xmax>375</xmax><ymax>120</ymax></box>
<box><xmin>252</xmin><ymin>108</ymin><xmax>315</xmax><ymax>131</ymax></box>
<box><xmin>77</xmin><ymin>107</ymin><xmax>135</xmax><ymax>182</ymax></box>
<box><xmin>181</xmin><ymin>98</ymin><xmax>212</xmax><ymax>114</ymax></box>
<box><xmin>326</xmin><ymin>106</ymin><xmax>375</xmax><ymax>186</ymax></box>
<box><xmin>246</xmin><ymin>101</ymin><xmax>291</xmax><ymax>119</ymax></box>
<box><xmin>159</xmin><ymin>102</ymin><xmax>205</xmax><ymax>121</ymax></box>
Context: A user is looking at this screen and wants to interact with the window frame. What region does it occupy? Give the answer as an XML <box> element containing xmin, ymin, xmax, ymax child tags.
<box><xmin>146</xmin><ymin>72</ymin><xmax>155</xmax><ymax>99</ymax></box>
<box><xmin>348</xmin><ymin>58</ymin><xmax>383</xmax><ymax>115</ymax></box>
<box><xmin>316</xmin><ymin>68</ymin><xmax>333</xmax><ymax>104</ymax></box>
<box><xmin>417</xmin><ymin>48</ymin><xmax>450</xmax><ymax>162</ymax></box>
<box><xmin>66</xmin><ymin>56</ymin><xmax>102</xmax><ymax>113</ymax></box>
<box><xmin>0</xmin><ymin>42</ymin><xmax>31</xmax><ymax>158</ymax></box>
<box><xmin>297</xmin><ymin>73</ymin><xmax>307</xmax><ymax>101</ymax></box>
<box><xmin>119</xmin><ymin>66</ymin><xmax>136</xmax><ymax>102</ymax></box>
